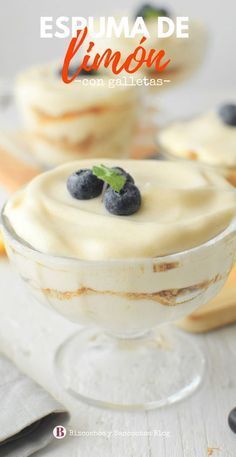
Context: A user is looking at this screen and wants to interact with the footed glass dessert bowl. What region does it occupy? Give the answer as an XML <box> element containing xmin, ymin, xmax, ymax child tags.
<box><xmin>1</xmin><ymin>159</ymin><xmax>236</xmax><ymax>410</ymax></box>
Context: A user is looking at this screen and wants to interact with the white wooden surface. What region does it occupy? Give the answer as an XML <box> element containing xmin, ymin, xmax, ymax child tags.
<box><xmin>0</xmin><ymin>257</ymin><xmax>236</xmax><ymax>457</ymax></box>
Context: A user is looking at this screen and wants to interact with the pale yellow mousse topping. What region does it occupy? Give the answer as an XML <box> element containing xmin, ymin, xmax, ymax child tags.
<box><xmin>159</xmin><ymin>111</ymin><xmax>236</xmax><ymax>168</ymax></box>
<box><xmin>4</xmin><ymin>159</ymin><xmax>235</xmax><ymax>260</ymax></box>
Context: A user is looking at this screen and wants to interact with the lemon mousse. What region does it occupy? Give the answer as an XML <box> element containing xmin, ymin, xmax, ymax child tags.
<box><xmin>2</xmin><ymin>159</ymin><xmax>236</xmax><ymax>336</ymax></box>
<box><xmin>4</xmin><ymin>159</ymin><xmax>235</xmax><ymax>260</ymax></box>
<box><xmin>2</xmin><ymin>159</ymin><xmax>236</xmax><ymax>410</ymax></box>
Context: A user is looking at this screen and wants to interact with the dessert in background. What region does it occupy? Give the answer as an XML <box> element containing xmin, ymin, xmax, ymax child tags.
<box><xmin>16</xmin><ymin>64</ymin><xmax>139</xmax><ymax>167</ymax></box>
<box><xmin>91</xmin><ymin>3</ymin><xmax>207</xmax><ymax>85</ymax></box>
<box><xmin>159</xmin><ymin>103</ymin><xmax>236</xmax><ymax>186</ymax></box>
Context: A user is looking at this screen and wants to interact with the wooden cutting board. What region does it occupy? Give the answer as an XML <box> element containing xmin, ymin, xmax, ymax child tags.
<box><xmin>177</xmin><ymin>267</ymin><xmax>236</xmax><ymax>333</ymax></box>
<box><xmin>0</xmin><ymin>129</ymin><xmax>235</xmax><ymax>333</ymax></box>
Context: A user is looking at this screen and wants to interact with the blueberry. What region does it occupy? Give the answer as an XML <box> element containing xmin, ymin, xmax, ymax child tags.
<box><xmin>104</xmin><ymin>182</ymin><xmax>141</xmax><ymax>216</ymax></box>
<box><xmin>58</xmin><ymin>66</ymin><xmax>99</xmax><ymax>79</ymax></box>
<box><xmin>135</xmin><ymin>3</ymin><xmax>170</xmax><ymax>20</ymax></box>
<box><xmin>228</xmin><ymin>408</ymin><xmax>236</xmax><ymax>433</ymax></box>
<box><xmin>218</xmin><ymin>104</ymin><xmax>236</xmax><ymax>126</ymax></box>
<box><xmin>112</xmin><ymin>167</ymin><xmax>135</xmax><ymax>185</ymax></box>
<box><xmin>67</xmin><ymin>169</ymin><xmax>104</xmax><ymax>200</ymax></box>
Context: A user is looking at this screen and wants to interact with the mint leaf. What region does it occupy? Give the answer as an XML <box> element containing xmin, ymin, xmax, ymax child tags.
<box><xmin>144</xmin><ymin>8</ymin><xmax>159</xmax><ymax>19</ymax></box>
<box><xmin>92</xmin><ymin>164</ymin><xmax>126</xmax><ymax>193</ymax></box>
<box><xmin>143</xmin><ymin>7</ymin><xmax>168</xmax><ymax>20</ymax></box>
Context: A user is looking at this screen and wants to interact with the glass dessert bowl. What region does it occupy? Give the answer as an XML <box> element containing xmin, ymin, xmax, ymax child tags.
<box><xmin>2</xmin><ymin>159</ymin><xmax>236</xmax><ymax>410</ymax></box>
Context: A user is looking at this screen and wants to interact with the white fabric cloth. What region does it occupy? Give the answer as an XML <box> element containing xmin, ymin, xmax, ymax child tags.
<box><xmin>0</xmin><ymin>354</ymin><xmax>69</xmax><ymax>456</ymax></box>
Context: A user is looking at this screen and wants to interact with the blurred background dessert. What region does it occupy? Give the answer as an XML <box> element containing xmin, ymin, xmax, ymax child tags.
<box><xmin>15</xmin><ymin>63</ymin><xmax>139</xmax><ymax>167</ymax></box>
<box><xmin>158</xmin><ymin>103</ymin><xmax>236</xmax><ymax>186</ymax></box>
<box><xmin>90</xmin><ymin>3</ymin><xmax>207</xmax><ymax>86</ymax></box>
<box><xmin>87</xmin><ymin>3</ymin><xmax>208</xmax><ymax>127</ymax></box>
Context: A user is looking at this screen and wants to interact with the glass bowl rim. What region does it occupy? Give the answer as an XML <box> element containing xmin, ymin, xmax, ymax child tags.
<box><xmin>1</xmin><ymin>200</ymin><xmax>236</xmax><ymax>266</ymax></box>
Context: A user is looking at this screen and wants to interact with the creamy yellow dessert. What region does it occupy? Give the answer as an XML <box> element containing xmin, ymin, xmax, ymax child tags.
<box><xmin>159</xmin><ymin>104</ymin><xmax>236</xmax><ymax>185</ymax></box>
<box><xmin>16</xmin><ymin>64</ymin><xmax>138</xmax><ymax>166</ymax></box>
<box><xmin>4</xmin><ymin>159</ymin><xmax>235</xmax><ymax>260</ymax></box>
<box><xmin>159</xmin><ymin>110</ymin><xmax>236</xmax><ymax>167</ymax></box>
<box><xmin>2</xmin><ymin>159</ymin><xmax>236</xmax><ymax>336</ymax></box>
<box><xmin>3</xmin><ymin>157</ymin><xmax>236</xmax><ymax>409</ymax></box>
